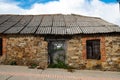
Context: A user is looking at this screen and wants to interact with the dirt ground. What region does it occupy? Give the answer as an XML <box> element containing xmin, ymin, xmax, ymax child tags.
<box><xmin>0</xmin><ymin>65</ymin><xmax>120</xmax><ymax>80</ymax></box>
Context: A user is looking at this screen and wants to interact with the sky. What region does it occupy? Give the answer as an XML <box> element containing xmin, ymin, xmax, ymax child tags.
<box><xmin>0</xmin><ymin>0</ymin><xmax>120</xmax><ymax>26</ymax></box>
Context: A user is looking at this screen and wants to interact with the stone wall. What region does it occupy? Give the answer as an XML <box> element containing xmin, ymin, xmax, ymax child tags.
<box><xmin>102</xmin><ymin>35</ymin><xmax>120</xmax><ymax>70</ymax></box>
<box><xmin>81</xmin><ymin>36</ymin><xmax>106</xmax><ymax>69</ymax></box>
<box><xmin>0</xmin><ymin>34</ymin><xmax>120</xmax><ymax>70</ymax></box>
<box><xmin>0</xmin><ymin>36</ymin><xmax>7</xmax><ymax>64</ymax></box>
<box><xmin>4</xmin><ymin>35</ymin><xmax>48</xmax><ymax>67</ymax></box>
<box><xmin>67</xmin><ymin>35</ymin><xmax>106</xmax><ymax>69</ymax></box>
<box><xmin>67</xmin><ymin>35</ymin><xmax>120</xmax><ymax>70</ymax></box>
<box><xmin>66</xmin><ymin>36</ymin><xmax>83</xmax><ymax>68</ymax></box>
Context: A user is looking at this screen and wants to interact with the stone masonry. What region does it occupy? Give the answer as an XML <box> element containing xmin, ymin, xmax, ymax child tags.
<box><xmin>66</xmin><ymin>36</ymin><xmax>83</xmax><ymax>68</ymax></box>
<box><xmin>67</xmin><ymin>35</ymin><xmax>106</xmax><ymax>69</ymax></box>
<box><xmin>67</xmin><ymin>35</ymin><xmax>120</xmax><ymax>70</ymax></box>
<box><xmin>4</xmin><ymin>35</ymin><xmax>48</xmax><ymax>67</ymax></box>
<box><xmin>0</xmin><ymin>34</ymin><xmax>120</xmax><ymax>71</ymax></box>
<box><xmin>102</xmin><ymin>35</ymin><xmax>120</xmax><ymax>70</ymax></box>
<box><xmin>81</xmin><ymin>35</ymin><xmax>105</xmax><ymax>69</ymax></box>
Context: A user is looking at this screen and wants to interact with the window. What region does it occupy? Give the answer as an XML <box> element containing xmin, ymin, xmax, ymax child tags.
<box><xmin>0</xmin><ymin>38</ymin><xmax>2</xmax><ymax>56</ymax></box>
<box><xmin>86</xmin><ymin>39</ymin><xmax>101</xmax><ymax>60</ymax></box>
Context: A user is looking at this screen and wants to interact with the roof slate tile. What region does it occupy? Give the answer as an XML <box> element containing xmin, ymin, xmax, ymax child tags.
<box><xmin>0</xmin><ymin>14</ymin><xmax>119</xmax><ymax>35</ymax></box>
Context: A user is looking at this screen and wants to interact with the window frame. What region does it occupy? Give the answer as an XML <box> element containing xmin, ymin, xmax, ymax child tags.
<box><xmin>86</xmin><ymin>39</ymin><xmax>101</xmax><ymax>60</ymax></box>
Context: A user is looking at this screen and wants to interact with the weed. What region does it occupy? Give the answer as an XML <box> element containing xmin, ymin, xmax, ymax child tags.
<box><xmin>9</xmin><ymin>61</ymin><xmax>17</xmax><ymax>65</ymax></box>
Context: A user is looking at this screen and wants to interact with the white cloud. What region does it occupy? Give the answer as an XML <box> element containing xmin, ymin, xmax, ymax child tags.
<box><xmin>0</xmin><ymin>0</ymin><xmax>120</xmax><ymax>26</ymax></box>
<box><xmin>89</xmin><ymin>0</ymin><xmax>120</xmax><ymax>26</ymax></box>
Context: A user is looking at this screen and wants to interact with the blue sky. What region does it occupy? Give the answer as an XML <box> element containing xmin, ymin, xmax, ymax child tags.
<box><xmin>10</xmin><ymin>0</ymin><xmax>118</xmax><ymax>9</ymax></box>
<box><xmin>14</xmin><ymin>0</ymin><xmax>59</xmax><ymax>9</ymax></box>
<box><xmin>101</xmin><ymin>0</ymin><xmax>118</xmax><ymax>3</ymax></box>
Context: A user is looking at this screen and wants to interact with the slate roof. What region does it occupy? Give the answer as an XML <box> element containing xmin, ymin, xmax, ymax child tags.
<box><xmin>0</xmin><ymin>14</ymin><xmax>120</xmax><ymax>35</ymax></box>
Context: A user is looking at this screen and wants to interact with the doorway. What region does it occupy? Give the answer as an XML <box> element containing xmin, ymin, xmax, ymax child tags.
<box><xmin>48</xmin><ymin>40</ymin><xmax>66</xmax><ymax>65</ymax></box>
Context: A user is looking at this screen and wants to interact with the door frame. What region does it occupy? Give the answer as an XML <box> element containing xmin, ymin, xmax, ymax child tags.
<box><xmin>47</xmin><ymin>39</ymin><xmax>67</xmax><ymax>65</ymax></box>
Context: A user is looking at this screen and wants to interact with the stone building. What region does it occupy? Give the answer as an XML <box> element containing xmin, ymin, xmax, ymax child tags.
<box><xmin>0</xmin><ymin>14</ymin><xmax>120</xmax><ymax>70</ymax></box>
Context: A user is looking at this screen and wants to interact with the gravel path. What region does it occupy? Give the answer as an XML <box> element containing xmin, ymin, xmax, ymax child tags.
<box><xmin>0</xmin><ymin>65</ymin><xmax>120</xmax><ymax>80</ymax></box>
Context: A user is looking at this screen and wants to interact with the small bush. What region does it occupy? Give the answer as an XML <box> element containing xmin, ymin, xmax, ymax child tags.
<box><xmin>48</xmin><ymin>59</ymin><xmax>68</xmax><ymax>69</ymax></box>
<box><xmin>48</xmin><ymin>58</ymin><xmax>75</xmax><ymax>72</ymax></box>
<box><xmin>93</xmin><ymin>64</ymin><xmax>102</xmax><ymax>70</ymax></box>
<box><xmin>9</xmin><ymin>61</ymin><xmax>17</xmax><ymax>65</ymax></box>
<box><xmin>48</xmin><ymin>53</ymin><xmax>75</xmax><ymax>72</ymax></box>
<box><xmin>28</xmin><ymin>62</ymin><xmax>38</xmax><ymax>69</ymax></box>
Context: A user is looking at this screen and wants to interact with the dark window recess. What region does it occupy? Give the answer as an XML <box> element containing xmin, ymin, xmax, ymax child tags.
<box><xmin>86</xmin><ymin>39</ymin><xmax>101</xmax><ymax>60</ymax></box>
<box><xmin>0</xmin><ymin>38</ymin><xmax>2</xmax><ymax>56</ymax></box>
